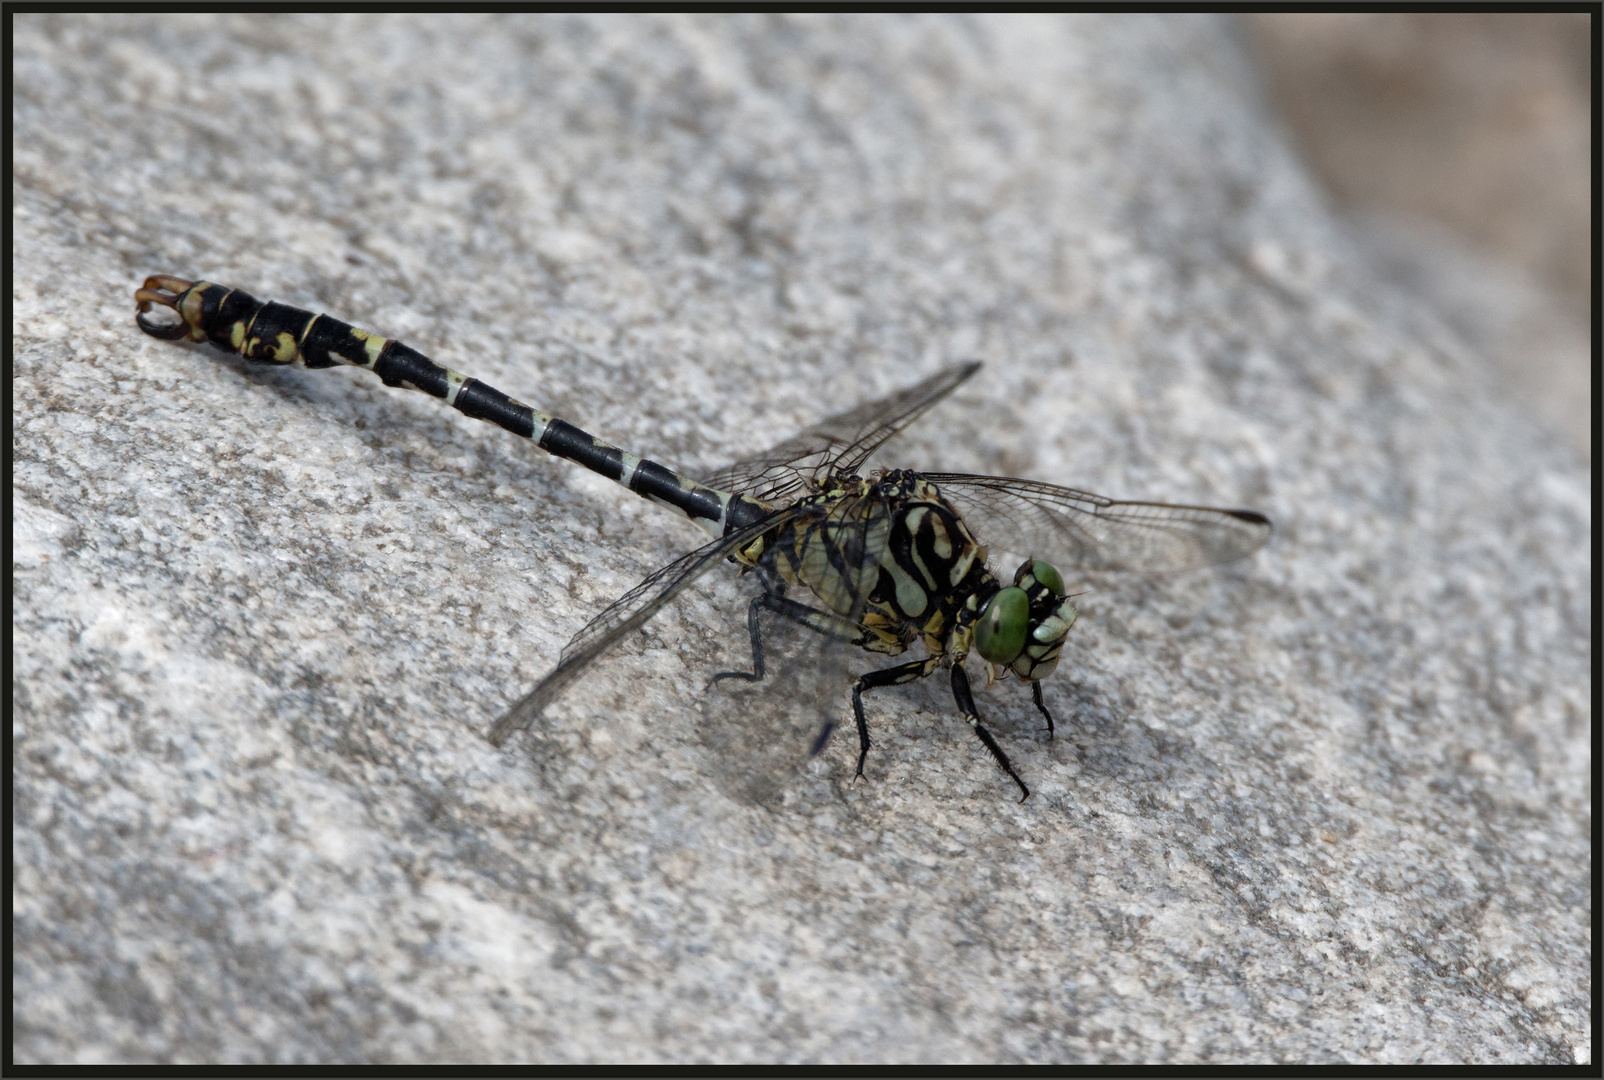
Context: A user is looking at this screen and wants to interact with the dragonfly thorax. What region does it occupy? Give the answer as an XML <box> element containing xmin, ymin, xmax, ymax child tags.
<box><xmin>863</xmin><ymin>470</ymin><xmax>990</xmax><ymax>625</ymax></box>
<box><xmin>757</xmin><ymin>469</ymin><xmax>995</xmax><ymax>654</ymax></box>
<box><xmin>755</xmin><ymin>468</ymin><xmax>1078</xmax><ymax>690</ymax></box>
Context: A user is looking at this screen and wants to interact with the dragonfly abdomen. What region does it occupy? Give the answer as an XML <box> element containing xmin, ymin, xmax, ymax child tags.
<box><xmin>134</xmin><ymin>276</ymin><xmax>771</xmax><ymax>537</ymax></box>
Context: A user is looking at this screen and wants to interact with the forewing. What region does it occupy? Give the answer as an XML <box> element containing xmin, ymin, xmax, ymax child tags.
<box><xmin>699</xmin><ymin>361</ymin><xmax>982</xmax><ymax>503</ymax></box>
<box><xmin>487</xmin><ymin>508</ymin><xmax>798</xmax><ymax>746</ymax></box>
<box><xmin>924</xmin><ymin>473</ymin><xmax>1272</xmax><ymax>574</ymax></box>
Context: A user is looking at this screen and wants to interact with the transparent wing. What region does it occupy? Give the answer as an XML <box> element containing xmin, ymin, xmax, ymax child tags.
<box><xmin>697</xmin><ymin>568</ymin><xmax>860</xmax><ymax>808</ymax></box>
<box><xmin>699</xmin><ymin>490</ymin><xmax>885</xmax><ymax>806</ymax></box>
<box><xmin>487</xmin><ymin>507</ymin><xmax>800</xmax><ymax>746</ymax></box>
<box><xmin>699</xmin><ymin>361</ymin><xmax>982</xmax><ymax>504</ymax></box>
<box><xmin>924</xmin><ymin>473</ymin><xmax>1272</xmax><ymax>574</ymax></box>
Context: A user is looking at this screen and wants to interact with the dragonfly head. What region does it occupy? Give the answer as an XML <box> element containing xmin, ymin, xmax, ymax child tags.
<box><xmin>974</xmin><ymin>559</ymin><xmax>1078</xmax><ymax>682</ymax></box>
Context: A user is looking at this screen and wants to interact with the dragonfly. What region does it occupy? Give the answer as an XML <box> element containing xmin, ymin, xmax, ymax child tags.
<box><xmin>135</xmin><ymin>274</ymin><xmax>1272</xmax><ymax>800</ymax></box>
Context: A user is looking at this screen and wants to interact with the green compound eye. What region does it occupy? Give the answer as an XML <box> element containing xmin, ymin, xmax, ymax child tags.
<box><xmin>976</xmin><ymin>587</ymin><xmax>1030</xmax><ymax>664</ymax></box>
<box><xmin>1030</xmin><ymin>559</ymin><xmax>1065</xmax><ymax>596</ymax></box>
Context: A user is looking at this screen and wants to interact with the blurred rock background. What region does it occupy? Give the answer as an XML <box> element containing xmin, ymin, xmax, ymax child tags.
<box><xmin>1243</xmin><ymin>13</ymin><xmax>1591</xmax><ymax>457</ymax></box>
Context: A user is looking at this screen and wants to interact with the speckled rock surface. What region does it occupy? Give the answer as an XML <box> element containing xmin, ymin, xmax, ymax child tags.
<box><xmin>12</xmin><ymin>13</ymin><xmax>1589</xmax><ymax>1065</ymax></box>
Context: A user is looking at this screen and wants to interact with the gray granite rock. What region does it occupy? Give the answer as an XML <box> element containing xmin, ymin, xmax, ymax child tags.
<box><xmin>12</xmin><ymin>13</ymin><xmax>1589</xmax><ymax>1065</ymax></box>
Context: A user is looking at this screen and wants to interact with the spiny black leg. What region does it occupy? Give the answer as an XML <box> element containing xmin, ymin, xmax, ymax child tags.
<box><xmin>712</xmin><ymin>567</ymin><xmax>785</xmax><ymax>684</ymax></box>
<box><xmin>851</xmin><ymin>659</ymin><xmax>936</xmax><ymax>780</ymax></box>
<box><xmin>849</xmin><ymin>683</ymin><xmax>872</xmax><ymax>780</ymax></box>
<box><xmin>950</xmin><ymin>664</ymin><xmax>1030</xmax><ymax>802</ymax></box>
<box><xmin>1032</xmin><ymin>680</ymin><xmax>1055</xmax><ymax>738</ymax></box>
<box><xmin>711</xmin><ymin>593</ymin><xmax>770</xmax><ymax>684</ymax></box>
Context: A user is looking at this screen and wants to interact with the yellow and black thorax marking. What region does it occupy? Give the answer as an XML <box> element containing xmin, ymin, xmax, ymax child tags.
<box><xmin>754</xmin><ymin>469</ymin><xmax>996</xmax><ymax>660</ymax></box>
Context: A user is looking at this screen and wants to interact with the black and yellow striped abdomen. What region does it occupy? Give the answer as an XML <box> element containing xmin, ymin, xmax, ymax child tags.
<box><xmin>135</xmin><ymin>275</ymin><xmax>771</xmax><ymax>538</ymax></box>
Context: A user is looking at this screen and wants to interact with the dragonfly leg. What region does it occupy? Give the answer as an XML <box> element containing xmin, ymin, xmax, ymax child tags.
<box><xmin>1031</xmin><ymin>680</ymin><xmax>1055</xmax><ymax>738</ymax></box>
<box><xmin>950</xmin><ymin>664</ymin><xmax>1030</xmax><ymax>802</ymax></box>
<box><xmin>715</xmin><ymin>571</ymin><xmax>866</xmax><ymax>683</ymax></box>
<box><xmin>851</xmin><ymin>657</ymin><xmax>942</xmax><ymax>781</ymax></box>
<box><xmin>711</xmin><ymin>592</ymin><xmax>774</xmax><ymax>684</ymax></box>
<box><xmin>711</xmin><ymin>565</ymin><xmax>786</xmax><ymax>683</ymax></box>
